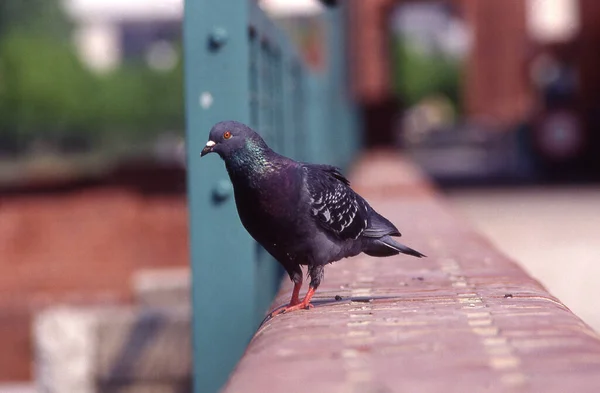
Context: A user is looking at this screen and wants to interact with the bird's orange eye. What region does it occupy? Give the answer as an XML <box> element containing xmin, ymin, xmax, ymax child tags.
<box><xmin>223</xmin><ymin>131</ymin><xmax>232</xmax><ymax>140</ymax></box>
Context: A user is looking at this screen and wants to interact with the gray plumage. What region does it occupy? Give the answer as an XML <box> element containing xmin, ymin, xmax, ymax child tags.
<box><xmin>201</xmin><ymin>121</ymin><xmax>425</xmax><ymax>312</ymax></box>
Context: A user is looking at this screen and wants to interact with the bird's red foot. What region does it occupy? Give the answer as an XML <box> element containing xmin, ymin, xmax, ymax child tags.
<box><xmin>269</xmin><ymin>301</ymin><xmax>314</xmax><ymax>317</ymax></box>
<box><xmin>268</xmin><ymin>286</ymin><xmax>317</xmax><ymax>318</ymax></box>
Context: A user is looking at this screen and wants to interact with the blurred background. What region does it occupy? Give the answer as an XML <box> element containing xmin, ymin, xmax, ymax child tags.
<box><xmin>0</xmin><ymin>0</ymin><xmax>599</xmax><ymax>391</ymax></box>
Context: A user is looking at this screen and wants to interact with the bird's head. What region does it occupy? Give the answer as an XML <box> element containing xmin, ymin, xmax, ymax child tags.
<box><xmin>201</xmin><ymin>120</ymin><xmax>267</xmax><ymax>159</ymax></box>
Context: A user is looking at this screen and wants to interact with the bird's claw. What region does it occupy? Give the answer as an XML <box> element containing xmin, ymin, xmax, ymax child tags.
<box><xmin>267</xmin><ymin>302</ymin><xmax>314</xmax><ymax>318</ymax></box>
<box><xmin>268</xmin><ymin>307</ymin><xmax>287</xmax><ymax>318</ymax></box>
<box><xmin>282</xmin><ymin>303</ymin><xmax>314</xmax><ymax>313</ymax></box>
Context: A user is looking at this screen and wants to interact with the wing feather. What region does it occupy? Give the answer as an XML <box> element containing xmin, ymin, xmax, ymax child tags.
<box><xmin>303</xmin><ymin>165</ymin><xmax>367</xmax><ymax>240</ymax></box>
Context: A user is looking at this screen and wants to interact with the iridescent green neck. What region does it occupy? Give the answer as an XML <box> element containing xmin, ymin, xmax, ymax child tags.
<box><xmin>226</xmin><ymin>139</ymin><xmax>273</xmax><ymax>178</ymax></box>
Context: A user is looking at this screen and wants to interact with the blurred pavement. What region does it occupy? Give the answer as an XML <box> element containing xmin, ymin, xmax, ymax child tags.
<box><xmin>446</xmin><ymin>186</ymin><xmax>600</xmax><ymax>332</ymax></box>
<box><xmin>0</xmin><ymin>384</ymin><xmax>35</xmax><ymax>393</ymax></box>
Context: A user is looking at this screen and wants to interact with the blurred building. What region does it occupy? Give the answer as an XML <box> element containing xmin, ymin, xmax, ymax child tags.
<box><xmin>349</xmin><ymin>0</ymin><xmax>600</xmax><ymax>178</ymax></box>
<box><xmin>64</xmin><ymin>0</ymin><xmax>183</xmax><ymax>72</ymax></box>
<box><xmin>349</xmin><ymin>0</ymin><xmax>530</xmax><ymax>141</ymax></box>
<box><xmin>64</xmin><ymin>0</ymin><xmax>323</xmax><ymax>73</ymax></box>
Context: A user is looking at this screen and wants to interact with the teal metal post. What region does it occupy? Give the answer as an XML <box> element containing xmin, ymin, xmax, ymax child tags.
<box><xmin>184</xmin><ymin>1</ymin><xmax>257</xmax><ymax>392</ymax></box>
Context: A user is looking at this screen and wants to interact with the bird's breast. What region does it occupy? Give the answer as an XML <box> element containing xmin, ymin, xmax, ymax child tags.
<box><xmin>232</xmin><ymin>176</ymin><xmax>308</xmax><ymax>243</ymax></box>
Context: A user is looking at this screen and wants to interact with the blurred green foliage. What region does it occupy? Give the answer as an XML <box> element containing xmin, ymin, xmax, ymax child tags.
<box><xmin>391</xmin><ymin>37</ymin><xmax>462</xmax><ymax>113</ymax></box>
<box><xmin>0</xmin><ymin>34</ymin><xmax>95</xmax><ymax>138</ymax></box>
<box><xmin>0</xmin><ymin>0</ymin><xmax>183</xmax><ymax>155</ymax></box>
<box><xmin>0</xmin><ymin>0</ymin><xmax>72</xmax><ymax>38</ymax></box>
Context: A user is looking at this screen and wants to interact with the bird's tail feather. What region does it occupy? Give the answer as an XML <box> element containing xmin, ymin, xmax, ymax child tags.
<box><xmin>363</xmin><ymin>235</ymin><xmax>425</xmax><ymax>258</ymax></box>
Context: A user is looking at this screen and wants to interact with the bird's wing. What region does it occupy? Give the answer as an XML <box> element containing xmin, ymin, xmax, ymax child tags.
<box><xmin>303</xmin><ymin>164</ymin><xmax>368</xmax><ymax>240</ymax></box>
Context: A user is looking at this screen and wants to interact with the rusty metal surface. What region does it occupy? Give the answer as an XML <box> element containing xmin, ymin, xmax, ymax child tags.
<box><xmin>223</xmin><ymin>150</ymin><xmax>600</xmax><ymax>393</ymax></box>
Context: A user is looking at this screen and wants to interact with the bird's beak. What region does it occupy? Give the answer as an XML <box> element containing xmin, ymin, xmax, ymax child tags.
<box><xmin>201</xmin><ymin>140</ymin><xmax>216</xmax><ymax>157</ymax></box>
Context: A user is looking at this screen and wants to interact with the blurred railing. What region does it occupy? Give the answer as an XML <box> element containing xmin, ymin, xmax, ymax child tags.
<box><xmin>184</xmin><ymin>1</ymin><xmax>359</xmax><ymax>392</ymax></box>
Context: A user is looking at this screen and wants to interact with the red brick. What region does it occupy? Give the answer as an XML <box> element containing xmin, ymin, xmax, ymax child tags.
<box><xmin>0</xmin><ymin>188</ymin><xmax>188</xmax><ymax>381</ymax></box>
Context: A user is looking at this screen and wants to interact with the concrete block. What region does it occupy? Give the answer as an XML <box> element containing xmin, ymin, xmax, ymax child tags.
<box><xmin>34</xmin><ymin>306</ymin><xmax>191</xmax><ymax>393</ymax></box>
<box><xmin>132</xmin><ymin>268</ymin><xmax>190</xmax><ymax>308</ymax></box>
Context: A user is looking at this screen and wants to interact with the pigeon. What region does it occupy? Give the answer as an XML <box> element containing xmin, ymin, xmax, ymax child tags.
<box><xmin>201</xmin><ymin>121</ymin><xmax>425</xmax><ymax>316</ymax></box>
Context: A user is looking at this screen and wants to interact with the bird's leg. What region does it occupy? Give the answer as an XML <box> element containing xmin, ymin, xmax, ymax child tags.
<box><xmin>268</xmin><ymin>265</ymin><xmax>324</xmax><ymax>317</ymax></box>
<box><xmin>270</xmin><ymin>286</ymin><xmax>315</xmax><ymax>315</ymax></box>
<box><xmin>274</xmin><ymin>265</ymin><xmax>323</xmax><ymax>314</ymax></box>
<box><xmin>288</xmin><ymin>266</ymin><xmax>303</xmax><ymax>306</ymax></box>
<box><xmin>289</xmin><ymin>280</ymin><xmax>302</xmax><ymax>306</ymax></box>
<box><xmin>292</xmin><ymin>286</ymin><xmax>316</xmax><ymax>310</ymax></box>
<box><xmin>268</xmin><ymin>266</ymin><xmax>304</xmax><ymax>317</ymax></box>
<box><xmin>293</xmin><ymin>264</ymin><xmax>322</xmax><ymax>310</ymax></box>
